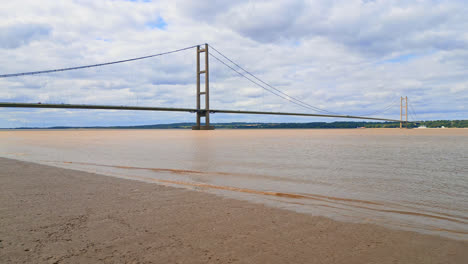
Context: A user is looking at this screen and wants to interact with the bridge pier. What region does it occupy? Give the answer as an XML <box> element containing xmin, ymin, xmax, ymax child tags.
<box><xmin>192</xmin><ymin>44</ymin><xmax>214</xmax><ymax>130</ymax></box>
<box><xmin>400</xmin><ymin>96</ymin><xmax>408</xmax><ymax>129</ymax></box>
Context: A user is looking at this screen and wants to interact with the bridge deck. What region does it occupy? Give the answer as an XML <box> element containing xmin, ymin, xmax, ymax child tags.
<box><xmin>0</xmin><ymin>102</ymin><xmax>403</xmax><ymax>123</ymax></box>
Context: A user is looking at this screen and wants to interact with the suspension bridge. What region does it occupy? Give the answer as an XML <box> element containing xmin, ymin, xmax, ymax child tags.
<box><xmin>0</xmin><ymin>43</ymin><xmax>417</xmax><ymax>129</ymax></box>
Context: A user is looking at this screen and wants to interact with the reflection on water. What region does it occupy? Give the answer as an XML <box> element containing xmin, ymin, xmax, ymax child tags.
<box><xmin>1</xmin><ymin>129</ymin><xmax>467</xmax><ymax>239</ymax></box>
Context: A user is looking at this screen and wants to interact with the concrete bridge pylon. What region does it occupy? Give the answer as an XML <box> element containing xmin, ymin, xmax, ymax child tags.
<box><xmin>192</xmin><ymin>44</ymin><xmax>214</xmax><ymax>130</ymax></box>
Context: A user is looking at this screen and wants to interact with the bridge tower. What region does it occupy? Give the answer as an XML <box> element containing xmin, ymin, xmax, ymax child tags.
<box><xmin>192</xmin><ymin>44</ymin><xmax>215</xmax><ymax>130</ymax></box>
<box><xmin>400</xmin><ymin>96</ymin><xmax>408</xmax><ymax>128</ymax></box>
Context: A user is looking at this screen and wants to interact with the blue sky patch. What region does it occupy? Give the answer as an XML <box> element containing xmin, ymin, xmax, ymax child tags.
<box><xmin>377</xmin><ymin>51</ymin><xmax>438</xmax><ymax>65</ymax></box>
<box><xmin>146</xmin><ymin>17</ymin><xmax>167</xmax><ymax>30</ymax></box>
<box><xmin>382</xmin><ymin>53</ymin><xmax>418</xmax><ymax>64</ymax></box>
<box><xmin>95</xmin><ymin>37</ymin><xmax>111</xmax><ymax>42</ymax></box>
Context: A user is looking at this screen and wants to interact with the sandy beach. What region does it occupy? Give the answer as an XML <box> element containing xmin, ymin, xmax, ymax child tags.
<box><xmin>0</xmin><ymin>157</ymin><xmax>466</xmax><ymax>263</ymax></box>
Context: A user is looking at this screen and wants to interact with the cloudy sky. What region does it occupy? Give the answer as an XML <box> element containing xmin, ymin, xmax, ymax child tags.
<box><xmin>0</xmin><ymin>0</ymin><xmax>467</xmax><ymax>127</ymax></box>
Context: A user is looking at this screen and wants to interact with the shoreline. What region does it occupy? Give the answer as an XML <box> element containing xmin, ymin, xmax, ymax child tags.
<box><xmin>1</xmin><ymin>157</ymin><xmax>467</xmax><ymax>263</ymax></box>
<box><xmin>2</xmin><ymin>127</ymin><xmax>468</xmax><ymax>131</ymax></box>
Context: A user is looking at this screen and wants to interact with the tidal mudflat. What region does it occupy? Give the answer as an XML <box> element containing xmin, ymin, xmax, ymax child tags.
<box><xmin>1</xmin><ymin>157</ymin><xmax>467</xmax><ymax>263</ymax></box>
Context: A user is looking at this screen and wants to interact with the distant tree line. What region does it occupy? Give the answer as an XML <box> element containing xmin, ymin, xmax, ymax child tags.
<box><xmin>11</xmin><ymin>120</ymin><xmax>468</xmax><ymax>129</ymax></box>
<box><xmin>210</xmin><ymin>120</ymin><xmax>467</xmax><ymax>129</ymax></box>
<box><xmin>362</xmin><ymin>120</ymin><xmax>467</xmax><ymax>128</ymax></box>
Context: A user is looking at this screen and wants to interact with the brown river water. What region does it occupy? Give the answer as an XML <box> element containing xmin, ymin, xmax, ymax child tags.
<box><xmin>1</xmin><ymin>129</ymin><xmax>467</xmax><ymax>239</ymax></box>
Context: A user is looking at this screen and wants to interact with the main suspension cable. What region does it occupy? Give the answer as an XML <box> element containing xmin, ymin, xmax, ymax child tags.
<box><xmin>209</xmin><ymin>44</ymin><xmax>341</xmax><ymax>115</ymax></box>
<box><xmin>358</xmin><ymin>99</ymin><xmax>399</xmax><ymax>116</ymax></box>
<box><xmin>0</xmin><ymin>45</ymin><xmax>202</xmax><ymax>78</ymax></box>
<box><xmin>209</xmin><ymin>52</ymin><xmax>335</xmax><ymax>114</ymax></box>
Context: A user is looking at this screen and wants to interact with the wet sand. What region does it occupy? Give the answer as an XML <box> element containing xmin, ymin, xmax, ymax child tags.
<box><xmin>0</xmin><ymin>157</ymin><xmax>467</xmax><ymax>263</ymax></box>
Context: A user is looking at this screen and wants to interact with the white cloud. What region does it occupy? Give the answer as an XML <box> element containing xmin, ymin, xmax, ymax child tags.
<box><xmin>0</xmin><ymin>23</ymin><xmax>52</xmax><ymax>49</ymax></box>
